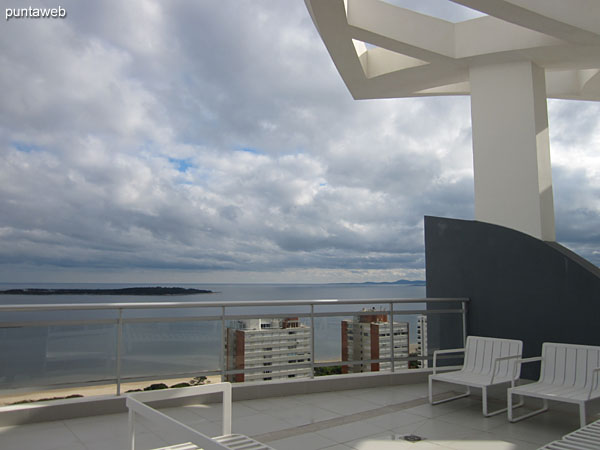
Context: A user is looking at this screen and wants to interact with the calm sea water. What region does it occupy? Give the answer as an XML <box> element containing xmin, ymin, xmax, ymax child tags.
<box><xmin>0</xmin><ymin>282</ymin><xmax>426</xmax><ymax>389</ymax></box>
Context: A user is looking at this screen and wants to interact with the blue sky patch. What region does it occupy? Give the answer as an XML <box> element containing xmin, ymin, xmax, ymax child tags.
<box><xmin>12</xmin><ymin>141</ymin><xmax>42</xmax><ymax>153</ymax></box>
<box><xmin>168</xmin><ymin>157</ymin><xmax>194</xmax><ymax>173</ymax></box>
<box><xmin>238</xmin><ymin>147</ymin><xmax>263</xmax><ymax>155</ymax></box>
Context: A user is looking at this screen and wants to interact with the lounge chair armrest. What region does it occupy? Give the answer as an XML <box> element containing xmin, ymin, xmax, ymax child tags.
<box><xmin>127</xmin><ymin>383</ymin><xmax>232</xmax><ymax>436</ymax></box>
<box><xmin>587</xmin><ymin>366</ymin><xmax>600</xmax><ymax>400</ymax></box>
<box><xmin>434</xmin><ymin>348</ymin><xmax>466</xmax><ymax>355</ymax></box>
<box><xmin>432</xmin><ymin>348</ymin><xmax>465</xmax><ymax>374</ymax></box>
<box><xmin>516</xmin><ymin>356</ymin><xmax>542</xmax><ymax>364</ymax></box>
<box><xmin>490</xmin><ymin>354</ymin><xmax>521</xmax><ymax>384</ymax></box>
<box><xmin>127</xmin><ymin>397</ymin><xmax>229</xmax><ymax>450</ymax></box>
<box><xmin>508</xmin><ymin>356</ymin><xmax>542</xmax><ymax>382</ymax></box>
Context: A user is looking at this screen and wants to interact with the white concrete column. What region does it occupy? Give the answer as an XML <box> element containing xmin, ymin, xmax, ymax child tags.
<box><xmin>469</xmin><ymin>61</ymin><xmax>555</xmax><ymax>241</ymax></box>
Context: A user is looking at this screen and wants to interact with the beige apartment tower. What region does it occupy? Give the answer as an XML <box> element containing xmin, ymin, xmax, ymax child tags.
<box><xmin>341</xmin><ymin>310</ymin><xmax>409</xmax><ymax>373</ymax></box>
<box><xmin>225</xmin><ymin>318</ymin><xmax>311</xmax><ymax>383</ymax></box>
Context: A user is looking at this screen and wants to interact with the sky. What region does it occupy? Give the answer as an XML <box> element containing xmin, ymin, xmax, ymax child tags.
<box><xmin>0</xmin><ymin>1</ymin><xmax>599</xmax><ymax>284</ymax></box>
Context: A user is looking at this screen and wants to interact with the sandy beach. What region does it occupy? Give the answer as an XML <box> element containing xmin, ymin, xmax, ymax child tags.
<box><xmin>0</xmin><ymin>375</ymin><xmax>222</xmax><ymax>407</ymax></box>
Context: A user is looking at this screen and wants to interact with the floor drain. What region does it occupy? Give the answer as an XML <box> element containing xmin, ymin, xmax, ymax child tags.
<box><xmin>403</xmin><ymin>434</ymin><xmax>423</xmax><ymax>442</ymax></box>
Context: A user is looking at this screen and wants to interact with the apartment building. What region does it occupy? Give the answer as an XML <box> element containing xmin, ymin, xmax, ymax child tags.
<box><xmin>341</xmin><ymin>310</ymin><xmax>409</xmax><ymax>374</ymax></box>
<box><xmin>225</xmin><ymin>318</ymin><xmax>311</xmax><ymax>382</ymax></box>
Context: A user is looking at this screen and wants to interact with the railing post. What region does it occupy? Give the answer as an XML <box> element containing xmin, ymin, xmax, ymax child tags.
<box><xmin>390</xmin><ymin>302</ymin><xmax>395</xmax><ymax>373</ymax></box>
<box><xmin>221</xmin><ymin>306</ymin><xmax>226</xmax><ymax>382</ymax></box>
<box><xmin>116</xmin><ymin>308</ymin><xmax>123</xmax><ymax>396</ymax></box>
<box><xmin>310</xmin><ymin>303</ymin><xmax>315</xmax><ymax>378</ymax></box>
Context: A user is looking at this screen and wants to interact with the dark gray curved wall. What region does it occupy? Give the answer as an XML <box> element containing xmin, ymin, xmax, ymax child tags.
<box><xmin>424</xmin><ymin>216</ymin><xmax>600</xmax><ymax>378</ymax></box>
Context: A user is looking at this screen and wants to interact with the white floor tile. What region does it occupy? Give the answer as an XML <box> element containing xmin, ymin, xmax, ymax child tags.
<box><xmin>381</xmin><ymin>383</ymin><xmax>432</xmax><ymax>398</ymax></box>
<box><xmin>146</xmin><ymin>420</ymin><xmax>224</xmax><ymax>444</ymax></box>
<box><xmin>0</xmin><ymin>420</ymin><xmax>81</xmax><ymax>450</ymax></box>
<box><xmin>348</xmin><ymin>434</ymin><xmax>451</xmax><ymax>450</ymax></box>
<box><xmin>64</xmin><ymin>413</ymin><xmax>130</xmax><ymax>443</ymax></box>
<box><xmin>488</xmin><ymin>408</ymin><xmax>580</xmax><ymax>446</ymax></box>
<box><xmin>268</xmin><ymin>431</ymin><xmax>339</xmax><ymax>450</ymax></box>
<box><xmin>391</xmin><ymin>417</ymin><xmax>481</xmax><ymax>441</ymax></box>
<box><xmin>84</xmin><ymin>431</ymin><xmax>167</xmax><ymax>450</ymax></box>
<box><xmin>238</xmin><ymin>397</ymin><xmax>305</xmax><ymax>412</ymax></box>
<box><xmin>159</xmin><ymin>406</ymin><xmax>213</xmax><ymax>424</ymax></box>
<box><xmin>187</xmin><ymin>401</ymin><xmax>256</xmax><ymax>421</ymax></box>
<box><xmin>436</xmin><ymin>433</ymin><xmax>540</xmax><ymax>450</ymax></box>
<box><xmin>232</xmin><ymin>412</ymin><xmax>293</xmax><ymax>436</ymax></box>
<box><xmin>403</xmin><ymin>397</ymin><xmax>480</xmax><ymax>419</ymax></box>
<box><xmin>349</xmin><ymin>388</ymin><xmax>424</xmax><ymax>406</ymax></box>
<box><xmin>434</xmin><ymin>404</ymin><xmax>510</xmax><ymax>432</ymax></box>
<box><xmin>184</xmin><ymin>403</ymin><xmax>224</xmax><ymax>421</ymax></box>
<box><xmin>320</xmin><ymin>444</ymin><xmax>355</xmax><ymax>450</ymax></box>
<box><xmin>56</xmin><ymin>443</ymin><xmax>88</xmax><ymax>450</ymax></box>
<box><xmin>270</xmin><ymin>403</ymin><xmax>341</xmax><ymax>426</ymax></box>
<box><xmin>232</xmin><ymin>402</ymin><xmax>265</xmax><ymax>419</ymax></box>
<box><xmin>363</xmin><ymin>410</ymin><xmax>427</xmax><ymax>430</ymax></box>
<box><xmin>315</xmin><ymin>421</ymin><xmax>387</xmax><ymax>444</ymax></box>
<box><xmin>314</xmin><ymin>396</ymin><xmax>384</xmax><ymax>416</ymax></box>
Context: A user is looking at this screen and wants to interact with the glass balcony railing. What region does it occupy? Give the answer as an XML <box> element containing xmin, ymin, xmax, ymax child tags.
<box><xmin>0</xmin><ymin>297</ymin><xmax>467</xmax><ymax>401</ymax></box>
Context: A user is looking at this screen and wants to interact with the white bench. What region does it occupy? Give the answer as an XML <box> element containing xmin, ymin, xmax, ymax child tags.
<box><xmin>429</xmin><ymin>336</ymin><xmax>523</xmax><ymax>416</ymax></box>
<box><xmin>127</xmin><ymin>382</ymin><xmax>275</xmax><ymax>450</ymax></box>
<box><xmin>508</xmin><ymin>342</ymin><xmax>600</xmax><ymax>428</ymax></box>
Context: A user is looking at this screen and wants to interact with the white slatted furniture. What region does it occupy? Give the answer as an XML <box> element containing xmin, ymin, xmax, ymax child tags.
<box><xmin>539</xmin><ymin>419</ymin><xmax>600</xmax><ymax>449</ymax></box>
<box><xmin>127</xmin><ymin>382</ymin><xmax>274</xmax><ymax>450</ymax></box>
<box><xmin>429</xmin><ymin>336</ymin><xmax>523</xmax><ymax>416</ymax></box>
<box><xmin>508</xmin><ymin>342</ymin><xmax>600</xmax><ymax>428</ymax></box>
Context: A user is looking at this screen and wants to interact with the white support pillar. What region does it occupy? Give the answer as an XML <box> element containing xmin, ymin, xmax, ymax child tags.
<box><xmin>469</xmin><ymin>61</ymin><xmax>555</xmax><ymax>241</ymax></box>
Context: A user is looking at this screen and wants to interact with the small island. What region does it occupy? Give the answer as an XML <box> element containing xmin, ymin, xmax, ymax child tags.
<box><xmin>0</xmin><ymin>287</ymin><xmax>213</xmax><ymax>295</ymax></box>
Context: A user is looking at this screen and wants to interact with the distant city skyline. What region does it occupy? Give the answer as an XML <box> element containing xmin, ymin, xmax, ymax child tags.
<box><xmin>1</xmin><ymin>1</ymin><xmax>599</xmax><ymax>284</ymax></box>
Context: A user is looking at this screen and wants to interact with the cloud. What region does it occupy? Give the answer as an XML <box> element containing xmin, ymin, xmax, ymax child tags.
<box><xmin>548</xmin><ymin>99</ymin><xmax>600</xmax><ymax>266</ymax></box>
<box><xmin>0</xmin><ymin>1</ymin><xmax>598</xmax><ymax>282</ymax></box>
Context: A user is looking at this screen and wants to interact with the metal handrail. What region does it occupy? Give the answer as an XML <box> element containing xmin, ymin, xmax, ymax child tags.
<box><xmin>0</xmin><ymin>297</ymin><xmax>468</xmax><ymax>396</ymax></box>
<box><xmin>0</xmin><ymin>297</ymin><xmax>465</xmax><ymax>311</ymax></box>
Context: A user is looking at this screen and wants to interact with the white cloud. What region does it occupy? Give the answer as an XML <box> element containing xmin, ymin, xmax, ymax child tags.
<box><xmin>0</xmin><ymin>1</ymin><xmax>598</xmax><ymax>282</ymax></box>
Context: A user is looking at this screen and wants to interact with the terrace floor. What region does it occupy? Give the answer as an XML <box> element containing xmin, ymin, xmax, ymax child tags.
<box><xmin>0</xmin><ymin>382</ymin><xmax>589</xmax><ymax>450</ymax></box>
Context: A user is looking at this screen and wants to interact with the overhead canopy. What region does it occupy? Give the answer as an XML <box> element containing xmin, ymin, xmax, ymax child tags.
<box><xmin>304</xmin><ymin>0</ymin><xmax>600</xmax><ymax>100</ymax></box>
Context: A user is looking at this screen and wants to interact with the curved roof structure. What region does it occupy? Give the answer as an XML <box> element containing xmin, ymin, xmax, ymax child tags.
<box><xmin>305</xmin><ymin>0</ymin><xmax>600</xmax><ymax>101</ymax></box>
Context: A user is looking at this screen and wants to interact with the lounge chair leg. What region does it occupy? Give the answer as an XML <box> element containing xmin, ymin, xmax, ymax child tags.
<box><xmin>580</xmin><ymin>403</ymin><xmax>587</xmax><ymax>428</ymax></box>
<box><xmin>508</xmin><ymin>394</ymin><xmax>548</xmax><ymax>423</ymax></box>
<box><xmin>428</xmin><ymin>376</ymin><xmax>433</xmax><ymax>404</ymax></box>
<box><xmin>431</xmin><ymin>383</ymin><xmax>471</xmax><ymax>405</ymax></box>
<box><xmin>429</xmin><ymin>374</ymin><xmax>472</xmax><ymax>405</ymax></box>
<box><xmin>483</xmin><ymin>387</ymin><xmax>523</xmax><ymax>417</ymax></box>
<box><xmin>482</xmin><ymin>389</ymin><xmax>503</xmax><ymax>417</ymax></box>
<box><xmin>506</xmin><ymin>391</ymin><xmax>526</xmax><ymax>421</ymax></box>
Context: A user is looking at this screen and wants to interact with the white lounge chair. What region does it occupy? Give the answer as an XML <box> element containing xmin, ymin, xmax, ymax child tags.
<box><xmin>428</xmin><ymin>336</ymin><xmax>523</xmax><ymax>416</ymax></box>
<box><xmin>539</xmin><ymin>419</ymin><xmax>600</xmax><ymax>449</ymax></box>
<box><xmin>127</xmin><ymin>382</ymin><xmax>275</xmax><ymax>450</ymax></box>
<box><xmin>508</xmin><ymin>342</ymin><xmax>600</xmax><ymax>428</ymax></box>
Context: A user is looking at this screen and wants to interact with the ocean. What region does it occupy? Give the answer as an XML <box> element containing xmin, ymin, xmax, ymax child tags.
<box><xmin>0</xmin><ymin>282</ymin><xmax>427</xmax><ymax>390</ymax></box>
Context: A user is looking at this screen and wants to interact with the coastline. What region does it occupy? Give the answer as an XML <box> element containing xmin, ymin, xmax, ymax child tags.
<box><xmin>0</xmin><ymin>286</ymin><xmax>213</xmax><ymax>295</ymax></box>
<box><xmin>0</xmin><ymin>375</ymin><xmax>222</xmax><ymax>407</ymax></box>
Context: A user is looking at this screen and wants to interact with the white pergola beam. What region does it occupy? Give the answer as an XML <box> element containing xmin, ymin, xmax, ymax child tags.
<box><xmin>305</xmin><ymin>0</ymin><xmax>600</xmax><ymax>98</ymax></box>
<box><xmin>347</xmin><ymin>0</ymin><xmax>456</xmax><ymax>59</ymax></box>
<box><xmin>451</xmin><ymin>0</ymin><xmax>600</xmax><ymax>45</ymax></box>
<box><xmin>305</xmin><ymin>0</ymin><xmax>600</xmax><ymax>240</ymax></box>
<box><xmin>454</xmin><ymin>16</ymin><xmax>563</xmax><ymax>59</ymax></box>
<box><xmin>308</xmin><ymin>0</ymin><xmax>368</xmax><ymax>97</ymax></box>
